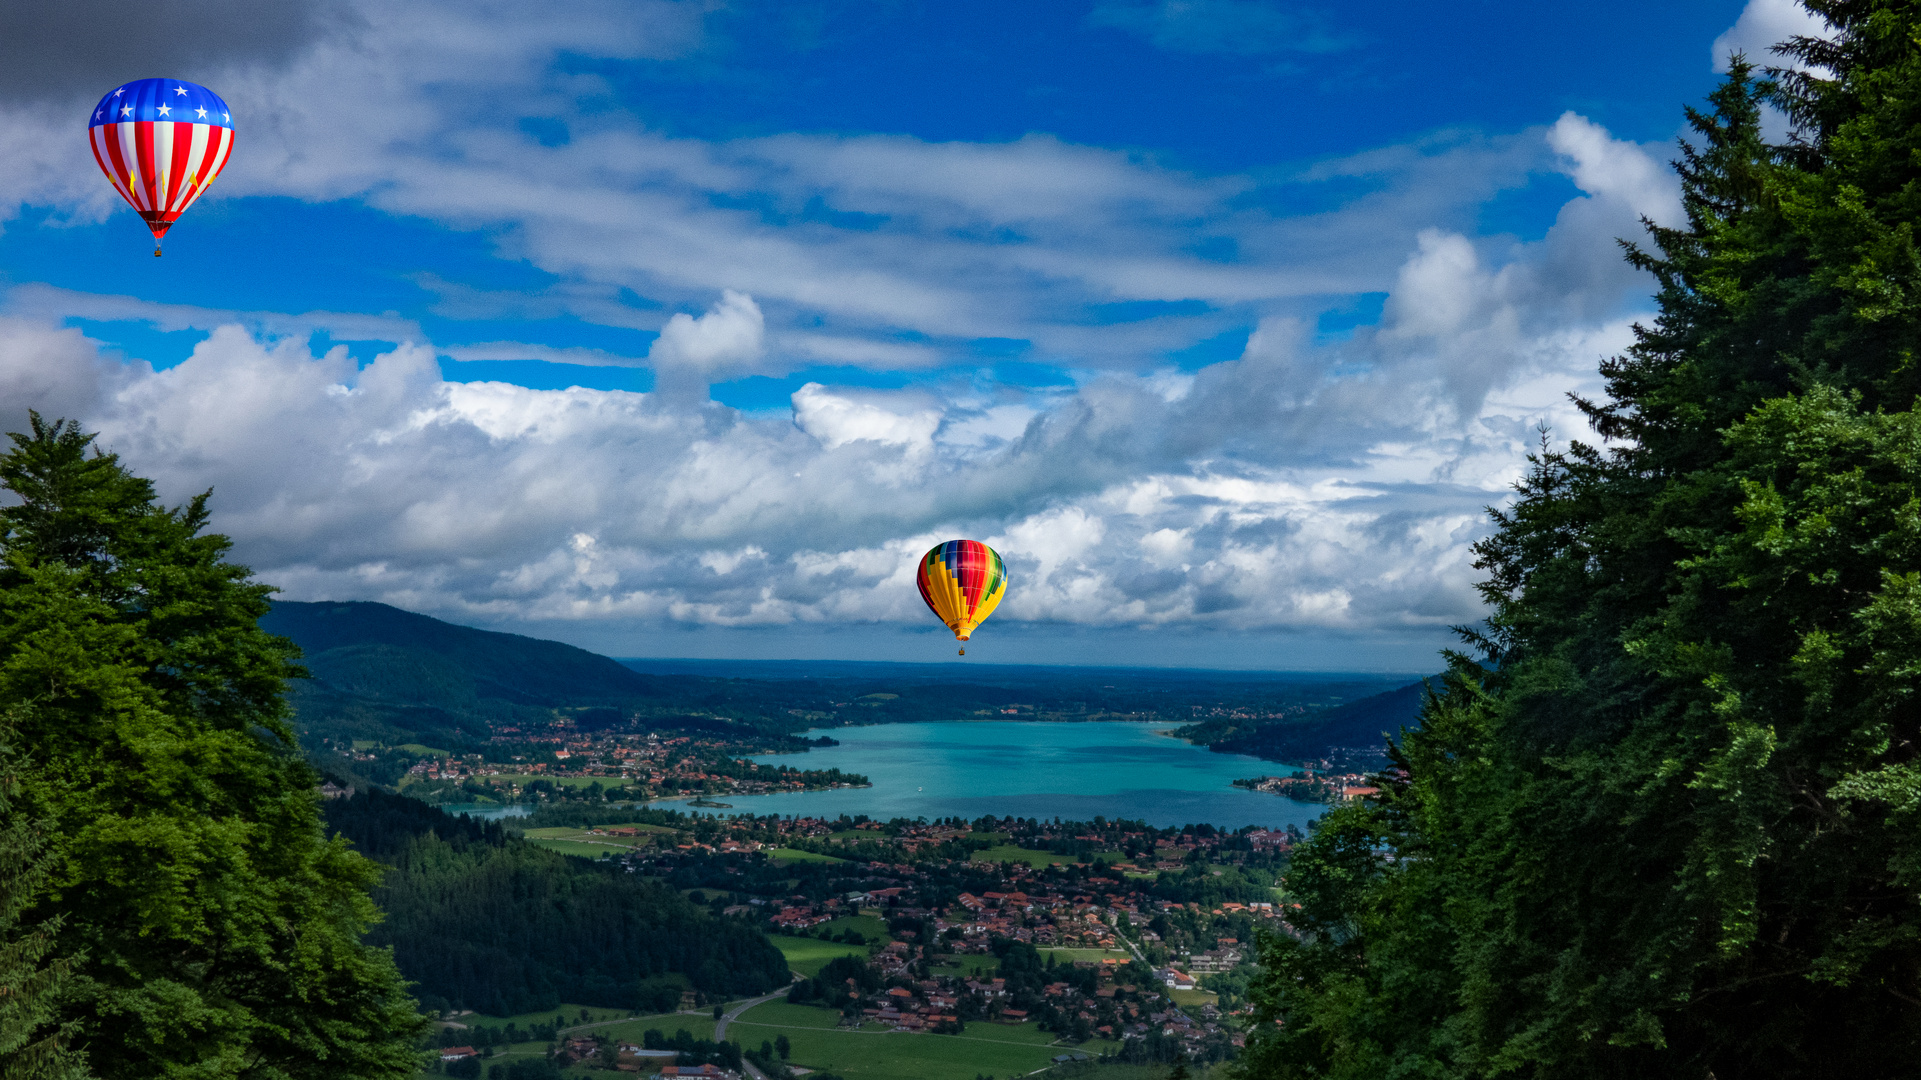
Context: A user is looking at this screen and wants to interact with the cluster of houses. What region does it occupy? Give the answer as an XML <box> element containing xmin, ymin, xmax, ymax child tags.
<box><xmin>1233</xmin><ymin>770</ymin><xmax>1381</xmax><ymax>803</ymax></box>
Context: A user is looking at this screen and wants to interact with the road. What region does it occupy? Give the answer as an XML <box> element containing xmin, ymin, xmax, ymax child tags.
<box><xmin>713</xmin><ymin>987</ymin><xmax>792</xmax><ymax>1043</ymax></box>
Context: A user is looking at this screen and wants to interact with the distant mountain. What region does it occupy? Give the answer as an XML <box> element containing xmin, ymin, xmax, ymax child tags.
<box><xmin>1175</xmin><ymin>679</ymin><xmax>1431</xmax><ymax>765</ymax></box>
<box><xmin>264</xmin><ymin>600</ymin><xmax>667</xmax><ymax>706</ymax></box>
<box><xmin>261</xmin><ymin>600</ymin><xmax>698</xmax><ymax>754</ymax></box>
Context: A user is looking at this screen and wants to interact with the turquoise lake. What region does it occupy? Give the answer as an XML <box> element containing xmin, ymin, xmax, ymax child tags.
<box><xmin>667</xmin><ymin>721</ymin><xmax>1325</xmax><ymax>831</ymax></box>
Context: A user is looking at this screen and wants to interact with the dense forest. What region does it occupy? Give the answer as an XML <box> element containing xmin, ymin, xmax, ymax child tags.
<box><xmin>323</xmin><ymin>789</ymin><xmax>789</xmax><ymax>1015</ymax></box>
<box><xmin>1244</xmin><ymin>6</ymin><xmax>1921</xmax><ymax>1078</ymax></box>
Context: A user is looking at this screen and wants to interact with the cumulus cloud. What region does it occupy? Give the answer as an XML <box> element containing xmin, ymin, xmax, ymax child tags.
<box><xmin>646</xmin><ymin>290</ymin><xmax>767</xmax><ymax>398</ymax></box>
<box><xmin>0</xmin><ymin>0</ymin><xmax>1693</xmax><ymax>662</ymax></box>
<box><xmin>1713</xmin><ymin>0</ymin><xmax>1832</xmax><ymax>73</ymax></box>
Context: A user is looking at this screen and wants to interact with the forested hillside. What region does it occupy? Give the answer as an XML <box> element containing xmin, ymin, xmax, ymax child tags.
<box><xmin>324</xmin><ymin>789</ymin><xmax>789</xmax><ymax>1015</ymax></box>
<box><xmin>263</xmin><ymin>600</ymin><xmax>703</xmax><ymax>750</ymax></box>
<box><xmin>1174</xmin><ymin>679</ymin><xmax>1428</xmax><ymax>765</ymax></box>
<box><xmin>1244</xmin><ymin>11</ymin><xmax>1921</xmax><ymax>1078</ymax></box>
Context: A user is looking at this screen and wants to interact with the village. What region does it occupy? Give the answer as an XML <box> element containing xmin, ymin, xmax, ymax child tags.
<box><xmin>330</xmin><ymin>728</ymin><xmax>869</xmax><ymax>805</ymax></box>
<box><xmin>478</xmin><ymin>809</ymin><xmax>1291</xmax><ymax>1075</ymax></box>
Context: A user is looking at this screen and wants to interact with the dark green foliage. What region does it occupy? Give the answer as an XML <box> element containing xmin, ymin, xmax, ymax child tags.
<box><xmin>0</xmin><ymin>717</ymin><xmax>88</xmax><ymax>1080</ymax></box>
<box><xmin>639</xmin><ymin>1028</ymin><xmax>743</xmax><ymax>1071</ymax></box>
<box><xmin>0</xmin><ymin>416</ymin><xmax>424</xmax><ymax>1080</ymax></box>
<box><xmin>1175</xmin><ymin>679</ymin><xmax>1430</xmax><ymax>764</ymax></box>
<box><xmin>324</xmin><ymin>789</ymin><xmax>788</xmax><ymax>1014</ymax></box>
<box><xmin>1243</xmin><ymin>11</ymin><xmax>1921</xmax><ymax>1078</ymax></box>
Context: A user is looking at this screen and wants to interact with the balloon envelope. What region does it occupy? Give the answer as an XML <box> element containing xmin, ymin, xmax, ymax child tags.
<box><xmin>917</xmin><ymin>540</ymin><xmax>1008</xmax><ymax>641</ymax></box>
<box><xmin>88</xmin><ymin>78</ymin><xmax>235</xmax><ymax>243</ymax></box>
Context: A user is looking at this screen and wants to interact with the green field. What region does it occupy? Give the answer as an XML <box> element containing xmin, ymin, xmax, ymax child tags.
<box><xmin>1168</xmin><ymin>988</ymin><xmax>1220</xmax><ymax>1007</ymax></box>
<box><xmin>1038</xmin><ymin>947</ymin><xmax>1133</xmax><ymax>964</ymax></box>
<box><xmin>814</xmin><ymin>914</ymin><xmax>888</xmax><ymax>940</ymax></box>
<box><xmin>522</xmin><ymin>826</ymin><xmax>664</xmax><ymax>854</ymax></box>
<box><xmin>767</xmin><ymin>847</ymin><xmax>846</xmax><ymax>864</ymax></box>
<box><xmin>430</xmin><ymin>1007</ymin><xmax>725</xmax><ymax>1078</ymax></box>
<box><xmin>774</xmin><ymin>936</ymin><xmax>873</xmax><ymax>977</ymax></box>
<box><xmin>726</xmin><ymin>1001</ymin><xmax>1067</xmax><ymax>1080</ymax></box>
<box><xmin>524</xmin><ymin>839</ymin><xmax>625</xmax><ymax>858</ymax></box>
<box><xmin>931</xmin><ymin>954</ymin><xmax>998</xmax><ymax>978</ymax></box>
<box><xmin>969</xmin><ymin>844</ymin><xmax>1070</xmax><ymax>868</ymax></box>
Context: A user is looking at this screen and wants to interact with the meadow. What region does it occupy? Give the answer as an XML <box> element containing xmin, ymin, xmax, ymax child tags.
<box><xmin>725</xmin><ymin>1000</ymin><xmax>1069</xmax><ymax>1080</ymax></box>
<box><xmin>968</xmin><ymin>844</ymin><xmax>1073</xmax><ymax>869</ymax></box>
<box><xmin>1037</xmin><ymin>947</ymin><xmax>1133</xmax><ymax>964</ymax></box>
<box><xmin>433</xmin><ymin>1004</ymin><xmax>724</xmax><ymax>1075</ymax></box>
<box><xmin>773</xmin><ymin>936</ymin><xmax>873</xmax><ymax>977</ymax></box>
<box><xmin>520</xmin><ymin>824</ymin><xmax>670</xmax><ymax>858</ymax></box>
<box><xmin>766</xmin><ymin>846</ymin><xmax>846</xmax><ymax>864</ymax></box>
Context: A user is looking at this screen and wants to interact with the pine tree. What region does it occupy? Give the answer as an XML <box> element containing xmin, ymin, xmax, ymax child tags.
<box><xmin>0</xmin><ymin>415</ymin><xmax>426</xmax><ymax>1079</ymax></box>
<box><xmin>0</xmin><ymin>713</ymin><xmax>87</xmax><ymax>1080</ymax></box>
<box><xmin>1242</xmin><ymin>4</ymin><xmax>1921</xmax><ymax>1077</ymax></box>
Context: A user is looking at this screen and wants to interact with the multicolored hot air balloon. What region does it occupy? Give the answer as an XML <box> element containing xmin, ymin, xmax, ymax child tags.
<box><xmin>917</xmin><ymin>540</ymin><xmax>1008</xmax><ymax>654</ymax></box>
<box><xmin>88</xmin><ymin>79</ymin><xmax>235</xmax><ymax>256</ymax></box>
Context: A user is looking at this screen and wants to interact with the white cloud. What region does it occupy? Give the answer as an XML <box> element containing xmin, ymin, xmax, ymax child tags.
<box><xmin>0</xmin><ymin>0</ymin><xmax>1695</xmax><ymax>661</ymax></box>
<box><xmin>791</xmin><ymin>383</ymin><xmax>941</xmax><ymax>454</ymax></box>
<box><xmin>1713</xmin><ymin>0</ymin><xmax>1831</xmax><ymax>73</ymax></box>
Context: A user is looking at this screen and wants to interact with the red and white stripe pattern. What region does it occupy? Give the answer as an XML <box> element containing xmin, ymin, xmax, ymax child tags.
<box><xmin>88</xmin><ymin>120</ymin><xmax>235</xmax><ymax>240</ymax></box>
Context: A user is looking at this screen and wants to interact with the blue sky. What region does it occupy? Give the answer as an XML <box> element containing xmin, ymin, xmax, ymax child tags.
<box><xmin>0</xmin><ymin>0</ymin><xmax>1820</xmax><ymax>669</ymax></box>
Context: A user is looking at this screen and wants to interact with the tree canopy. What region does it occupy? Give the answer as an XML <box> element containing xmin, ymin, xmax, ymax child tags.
<box><xmin>0</xmin><ymin>415</ymin><xmax>423</xmax><ymax>1080</ymax></box>
<box><xmin>1242</xmin><ymin>4</ymin><xmax>1921</xmax><ymax>1077</ymax></box>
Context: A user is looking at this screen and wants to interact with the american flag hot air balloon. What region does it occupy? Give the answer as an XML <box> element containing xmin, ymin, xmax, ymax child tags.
<box><xmin>917</xmin><ymin>540</ymin><xmax>1008</xmax><ymax>655</ymax></box>
<box><xmin>88</xmin><ymin>78</ymin><xmax>235</xmax><ymax>256</ymax></box>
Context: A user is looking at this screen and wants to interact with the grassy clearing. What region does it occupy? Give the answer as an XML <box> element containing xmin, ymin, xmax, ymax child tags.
<box><xmin>969</xmin><ymin>844</ymin><xmax>1070</xmax><ymax>868</ymax></box>
<box><xmin>931</xmin><ymin>954</ymin><xmax>998</xmax><ymax>978</ymax></box>
<box><xmin>521</xmin><ymin>828</ymin><xmax>660</xmax><ymax>852</ymax></box>
<box><xmin>767</xmin><ymin>847</ymin><xmax>846</xmax><ymax>864</ymax></box>
<box><xmin>441</xmin><ymin>1003</ymin><xmax>670</xmax><ymax>1032</ymax></box>
<box><xmin>727</xmin><ymin>1001</ymin><xmax>1065</xmax><ymax>1080</ymax></box>
<box><xmin>525</xmin><ymin>839</ymin><xmax>624</xmax><ymax>858</ymax></box>
<box><xmin>813</xmin><ymin>914</ymin><xmax>888</xmax><ymax>941</ymax></box>
<box><xmin>1038</xmin><ymin>947</ymin><xmax>1133</xmax><ymax>964</ymax></box>
<box><xmin>1168</xmin><ymin>988</ymin><xmax>1219</xmax><ymax>1007</ymax></box>
<box><xmin>774</xmin><ymin>936</ymin><xmax>872</xmax><ymax>977</ymax></box>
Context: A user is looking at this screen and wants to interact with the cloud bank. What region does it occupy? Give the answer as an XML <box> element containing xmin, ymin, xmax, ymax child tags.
<box><xmin>0</xmin><ymin>0</ymin><xmax>1777</xmax><ymax>667</ymax></box>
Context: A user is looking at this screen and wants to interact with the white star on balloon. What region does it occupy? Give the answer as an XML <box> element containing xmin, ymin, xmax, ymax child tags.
<box><xmin>223</xmin><ymin>113</ymin><xmax>230</xmax><ymax>122</ymax></box>
<box><xmin>121</xmin><ymin>106</ymin><xmax>132</xmax><ymax>117</ymax></box>
<box><xmin>156</xmin><ymin>105</ymin><xmax>171</xmax><ymax>117</ymax></box>
<box><xmin>114</xmin><ymin>88</ymin><xmax>124</xmax><ymax>96</ymax></box>
<box><xmin>174</xmin><ymin>86</ymin><xmax>187</xmax><ymax>95</ymax></box>
<box><xmin>195</xmin><ymin>107</ymin><xmax>208</xmax><ymax>119</ymax></box>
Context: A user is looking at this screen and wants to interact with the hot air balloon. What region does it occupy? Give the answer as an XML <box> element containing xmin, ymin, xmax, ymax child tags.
<box><xmin>917</xmin><ymin>540</ymin><xmax>1008</xmax><ymax>655</ymax></box>
<box><xmin>87</xmin><ymin>79</ymin><xmax>235</xmax><ymax>256</ymax></box>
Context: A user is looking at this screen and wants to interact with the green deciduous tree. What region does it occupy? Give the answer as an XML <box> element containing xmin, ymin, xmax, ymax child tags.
<box><xmin>1243</xmin><ymin>4</ymin><xmax>1921</xmax><ymax>1077</ymax></box>
<box><xmin>0</xmin><ymin>415</ymin><xmax>425</xmax><ymax>1079</ymax></box>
